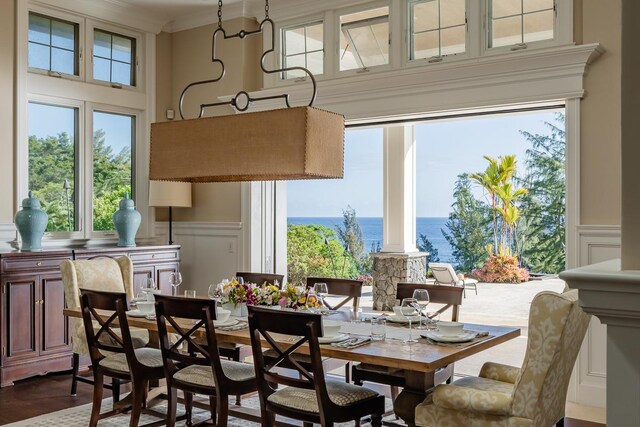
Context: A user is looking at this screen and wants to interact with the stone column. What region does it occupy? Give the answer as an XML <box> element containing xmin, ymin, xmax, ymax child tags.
<box><xmin>372</xmin><ymin>252</ymin><xmax>427</xmax><ymax>311</ymax></box>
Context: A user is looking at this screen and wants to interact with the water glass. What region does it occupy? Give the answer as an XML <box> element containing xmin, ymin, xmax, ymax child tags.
<box><xmin>371</xmin><ymin>317</ymin><xmax>386</xmax><ymax>341</ymax></box>
<box><xmin>427</xmin><ymin>312</ymin><xmax>440</xmax><ymax>331</ymax></box>
<box><xmin>184</xmin><ymin>290</ymin><xmax>197</xmax><ymax>298</ymax></box>
<box><xmin>401</xmin><ymin>298</ymin><xmax>419</xmax><ymax>343</ymax></box>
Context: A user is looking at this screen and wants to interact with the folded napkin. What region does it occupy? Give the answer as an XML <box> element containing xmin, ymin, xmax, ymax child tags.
<box><xmin>331</xmin><ymin>337</ymin><xmax>371</xmax><ymax>349</ymax></box>
<box><xmin>218</xmin><ymin>321</ymin><xmax>248</xmax><ymax>331</ymax></box>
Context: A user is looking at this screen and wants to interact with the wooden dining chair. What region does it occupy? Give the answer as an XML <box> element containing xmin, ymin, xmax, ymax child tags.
<box><xmin>79</xmin><ymin>289</ymin><xmax>167</xmax><ymax>427</ymax></box>
<box><xmin>248</xmin><ymin>306</ymin><xmax>385</xmax><ymax>427</ymax></box>
<box><xmin>351</xmin><ymin>283</ymin><xmax>464</xmax><ymax>402</ymax></box>
<box><xmin>235</xmin><ymin>271</ymin><xmax>284</xmax><ymax>286</ymax></box>
<box><xmin>154</xmin><ymin>294</ymin><xmax>257</xmax><ymax>427</ymax></box>
<box><xmin>306</xmin><ymin>277</ymin><xmax>363</xmax><ymax>312</ymax></box>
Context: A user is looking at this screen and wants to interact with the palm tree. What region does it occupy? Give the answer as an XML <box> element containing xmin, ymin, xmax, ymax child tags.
<box><xmin>495</xmin><ymin>182</ymin><xmax>528</xmax><ymax>249</ymax></box>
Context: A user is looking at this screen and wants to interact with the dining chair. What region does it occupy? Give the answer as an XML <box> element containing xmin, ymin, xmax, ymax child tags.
<box><xmin>306</xmin><ymin>277</ymin><xmax>363</xmax><ymax>313</ymax></box>
<box><xmin>79</xmin><ymin>289</ymin><xmax>167</xmax><ymax>427</ymax></box>
<box><xmin>248</xmin><ymin>306</ymin><xmax>385</xmax><ymax>427</ymax></box>
<box><xmin>235</xmin><ymin>271</ymin><xmax>284</xmax><ymax>286</ymax></box>
<box><xmin>351</xmin><ymin>283</ymin><xmax>464</xmax><ymax>402</ymax></box>
<box><xmin>154</xmin><ymin>294</ymin><xmax>257</xmax><ymax>427</ymax></box>
<box><xmin>415</xmin><ymin>289</ymin><xmax>590</xmax><ymax>427</ymax></box>
<box><xmin>429</xmin><ymin>262</ymin><xmax>478</xmax><ymax>297</ymax></box>
<box><xmin>61</xmin><ymin>256</ymin><xmax>149</xmax><ymax>400</ymax></box>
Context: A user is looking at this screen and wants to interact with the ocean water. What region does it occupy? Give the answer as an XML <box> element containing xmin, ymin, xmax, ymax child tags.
<box><xmin>287</xmin><ymin>217</ymin><xmax>453</xmax><ymax>263</ymax></box>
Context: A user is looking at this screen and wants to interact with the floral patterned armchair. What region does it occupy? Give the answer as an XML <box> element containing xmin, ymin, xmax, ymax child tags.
<box><xmin>416</xmin><ymin>289</ymin><xmax>590</xmax><ymax>427</ymax></box>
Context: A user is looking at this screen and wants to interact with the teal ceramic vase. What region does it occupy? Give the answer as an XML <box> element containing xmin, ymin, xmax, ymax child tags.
<box><xmin>113</xmin><ymin>193</ymin><xmax>141</xmax><ymax>247</ymax></box>
<box><xmin>14</xmin><ymin>191</ymin><xmax>48</xmax><ymax>252</ymax></box>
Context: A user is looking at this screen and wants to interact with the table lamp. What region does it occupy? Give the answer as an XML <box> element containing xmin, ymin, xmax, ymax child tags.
<box><xmin>148</xmin><ymin>181</ymin><xmax>192</xmax><ymax>245</ymax></box>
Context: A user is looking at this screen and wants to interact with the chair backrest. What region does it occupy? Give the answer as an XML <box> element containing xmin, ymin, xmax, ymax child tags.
<box><xmin>306</xmin><ymin>277</ymin><xmax>363</xmax><ymax>311</ymax></box>
<box><xmin>236</xmin><ymin>272</ymin><xmax>284</xmax><ymax>287</ymax></box>
<box><xmin>62</xmin><ymin>257</ymin><xmax>134</xmax><ymax>355</ymax></box>
<box><xmin>511</xmin><ymin>290</ymin><xmax>590</xmax><ymax>425</ymax></box>
<box><xmin>154</xmin><ymin>294</ymin><xmax>227</xmax><ymax>387</ymax></box>
<box><xmin>248</xmin><ymin>306</ymin><xmax>333</xmax><ymax>415</ymax></box>
<box><xmin>428</xmin><ymin>262</ymin><xmax>460</xmax><ymax>286</ymax></box>
<box><xmin>396</xmin><ymin>283</ymin><xmax>463</xmax><ymax>321</ymax></box>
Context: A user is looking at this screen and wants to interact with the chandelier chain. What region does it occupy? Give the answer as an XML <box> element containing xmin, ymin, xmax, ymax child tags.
<box><xmin>265</xmin><ymin>0</ymin><xmax>269</xmax><ymax>19</ymax></box>
<box><xmin>217</xmin><ymin>0</ymin><xmax>223</xmax><ymax>28</ymax></box>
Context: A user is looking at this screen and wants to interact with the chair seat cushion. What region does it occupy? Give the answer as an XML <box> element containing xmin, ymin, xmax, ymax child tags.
<box><xmin>97</xmin><ymin>327</ymin><xmax>149</xmax><ymax>349</ymax></box>
<box><xmin>262</xmin><ymin>349</ymin><xmax>331</xmax><ymax>365</ymax></box>
<box><xmin>267</xmin><ymin>380</ymin><xmax>379</xmax><ymax>413</ymax></box>
<box><xmin>173</xmin><ymin>361</ymin><xmax>255</xmax><ymax>388</ymax></box>
<box><xmin>431</xmin><ymin>376</ymin><xmax>514</xmax><ymax>415</ymax></box>
<box><xmin>99</xmin><ymin>347</ymin><xmax>163</xmax><ymax>373</ymax></box>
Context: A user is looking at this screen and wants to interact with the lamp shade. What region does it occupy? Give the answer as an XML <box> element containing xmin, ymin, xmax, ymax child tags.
<box><xmin>149</xmin><ymin>106</ymin><xmax>345</xmax><ymax>183</ymax></box>
<box><xmin>148</xmin><ymin>181</ymin><xmax>192</xmax><ymax>208</ymax></box>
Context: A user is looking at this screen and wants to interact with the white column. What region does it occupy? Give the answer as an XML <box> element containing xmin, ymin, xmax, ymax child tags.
<box><xmin>382</xmin><ymin>125</ymin><xmax>417</xmax><ymax>253</ymax></box>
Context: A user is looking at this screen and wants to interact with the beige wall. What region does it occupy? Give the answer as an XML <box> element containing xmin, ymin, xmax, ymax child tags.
<box><xmin>155</xmin><ymin>18</ymin><xmax>262</xmax><ymax>223</ymax></box>
<box><xmin>579</xmin><ymin>0</ymin><xmax>622</xmax><ymax>225</ymax></box>
<box><xmin>0</xmin><ymin>0</ymin><xmax>15</xmax><ymax>223</ymax></box>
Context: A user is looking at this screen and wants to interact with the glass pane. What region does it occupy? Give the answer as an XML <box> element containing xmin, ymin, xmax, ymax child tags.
<box><xmin>284</xmin><ymin>27</ymin><xmax>306</xmax><ymax>55</ymax></box>
<box><xmin>51</xmin><ymin>20</ymin><xmax>75</xmax><ymax>50</ymax></box>
<box><xmin>284</xmin><ymin>54</ymin><xmax>306</xmax><ymax>79</ymax></box>
<box><xmin>28</xmin><ymin>42</ymin><xmax>50</xmax><ymax>70</ymax></box>
<box><xmin>112</xmin><ymin>61</ymin><xmax>132</xmax><ymax>86</ymax></box>
<box><xmin>491</xmin><ymin>0</ymin><xmax>522</xmax><ymax>19</ymax></box>
<box><xmin>340</xmin><ymin>7</ymin><xmax>389</xmax><ymax>71</ymax></box>
<box><xmin>93</xmin><ymin>30</ymin><xmax>111</xmax><ymax>59</ymax></box>
<box><xmin>307</xmin><ymin>51</ymin><xmax>324</xmax><ymax>75</ymax></box>
<box><xmin>441</xmin><ymin>0</ymin><xmax>466</xmax><ymax>28</ymax></box>
<box><xmin>93</xmin><ymin>57</ymin><xmax>111</xmax><ymax>82</ymax></box>
<box><xmin>413</xmin><ymin>1</ymin><xmax>439</xmax><ymax>33</ymax></box>
<box><xmin>93</xmin><ymin>111</ymin><xmax>134</xmax><ymax>231</ymax></box>
<box><xmin>523</xmin><ymin>10</ymin><xmax>554</xmax><ymax>43</ymax></box>
<box><xmin>51</xmin><ymin>47</ymin><xmax>74</xmax><ymax>75</ymax></box>
<box><xmin>112</xmin><ymin>35</ymin><xmax>133</xmax><ymax>63</ymax></box>
<box><xmin>306</xmin><ymin>23</ymin><xmax>324</xmax><ymax>51</ymax></box>
<box><xmin>28</xmin><ymin>102</ymin><xmax>78</xmax><ymax>232</ymax></box>
<box><xmin>340</xmin><ymin>32</ymin><xmax>360</xmax><ymax>70</ymax></box>
<box><xmin>524</xmin><ymin>0</ymin><xmax>554</xmax><ymax>13</ymax></box>
<box><xmin>441</xmin><ymin>25</ymin><xmax>466</xmax><ymax>56</ymax></box>
<box><xmin>413</xmin><ymin>30</ymin><xmax>440</xmax><ymax>59</ymax></box>
<box><xmin>28</xmin><ymin>14</ymin><xmax>50</xmax><ymax>44</ymax></box>
<box><xmin>491</xmin><ymin>16</ymin><xmax>522</xmax><ymax>47</ymax></box>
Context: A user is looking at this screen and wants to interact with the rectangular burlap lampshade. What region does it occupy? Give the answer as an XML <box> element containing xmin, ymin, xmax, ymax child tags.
<box><xmin>149</xmin><ymin>106</ymin><xmax>345</xmax><ymax>183</ymax></box>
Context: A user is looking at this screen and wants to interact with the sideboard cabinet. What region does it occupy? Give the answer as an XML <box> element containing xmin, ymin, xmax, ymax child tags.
<box><xmin>0</xmin><ymin>244</ymin><xmax>180</xmax><ymax>387</ymax></box>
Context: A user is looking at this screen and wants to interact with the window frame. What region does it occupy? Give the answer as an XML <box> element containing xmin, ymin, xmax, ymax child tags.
<box><xmin>280</xmin><ymin>20</ymin><xmax>325</xmax><ymax>81</ymax></box>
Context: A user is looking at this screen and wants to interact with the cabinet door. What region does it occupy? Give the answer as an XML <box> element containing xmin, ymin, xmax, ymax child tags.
<box><xmin>133</xmin><ymin>266</ymin><xmax>154</xmax><ymax>297</ymax></box>
<box><xmin>2</xmin><ymin>277</ymin><xmax>38</xmax><ymax>365</ymax></box>
<box><xmin>156</xmin><ymin>263</ymin><xmax>179</xmax><ymax>295</ymax></box>
<box><xmin>40</xmin><ymin>274</ymin><xmax>71</xmax><ymax>355</ymax></box>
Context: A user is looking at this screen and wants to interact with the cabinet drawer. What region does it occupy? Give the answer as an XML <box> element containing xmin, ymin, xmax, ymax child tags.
<box><xmin>2</xmin><ymin>256</ymin><xmax>71</xmax><ymax>273</ymax></box>
<box><xmin>129</xmin><ymin>250</ymin><xmax>179</xmax><ymax>264</ymax></box>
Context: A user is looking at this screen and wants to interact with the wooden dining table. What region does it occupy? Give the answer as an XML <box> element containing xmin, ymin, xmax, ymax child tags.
<box><xmin>64</xmin><ymin>307</ymin><xmax>520</xmax><ymax>426</ymax></box>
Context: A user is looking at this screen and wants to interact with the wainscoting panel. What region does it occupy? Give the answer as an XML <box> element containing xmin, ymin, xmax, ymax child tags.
<box><xmin>569</xmin><ymin>225</ymin><xmax>621</xmax><ymax>407</ymax></box>
<box><xmin>154</xmin><ymin>222</ymin><xmax>243</xmax><ymax>296</ymax></box>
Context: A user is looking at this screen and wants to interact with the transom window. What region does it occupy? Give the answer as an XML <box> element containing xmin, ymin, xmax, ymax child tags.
<box><xmin>93</xmin><ymin>29</ymin><xmax>136</xmax><ymax>86</ymax></box>
<box><xmin>489</xmin><ymin>0</ymin><xmax>555</xmax><ymax>48</ymax></box>
<box><xmin>340</xmin><ymin>6</ymin><xmax>389</xmax><ymax>71</ymax></box>
<box><xmin>281</xmin><ymin>22</ymin><xmax>324</xmax><ymax>79</ymax></box>
<box><xmin>410</xmin><ymin>0</ymin><xmax>466</xmax><ymax>60</ymax></box>
<box><xmin>28</xmin><ymin>12</ymin><xmax>78</xmax><ymax>75</ymax></box>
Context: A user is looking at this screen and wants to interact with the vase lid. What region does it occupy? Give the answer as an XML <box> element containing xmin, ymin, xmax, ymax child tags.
<box><xmin>21</xmin><ymin>191</ymin><xmax>42</xmax><ymax>209</ymax></box>
<box><xmin>118</xmin><ymin>192</ymin><xmax>135</xmax><ymax>210</ymax></box>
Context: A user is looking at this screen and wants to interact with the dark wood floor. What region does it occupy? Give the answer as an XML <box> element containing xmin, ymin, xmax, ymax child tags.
<box><xmin>0</xmin><ymin>373</ymin><xmax>605</xmax><ymax>426</ymax></box>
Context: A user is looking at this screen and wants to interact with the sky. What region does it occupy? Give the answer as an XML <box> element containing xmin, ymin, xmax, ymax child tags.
<box><xmin>287</xmin><ymin>108</ymin><xmax>564</xmax><ymax>218</ymax></box>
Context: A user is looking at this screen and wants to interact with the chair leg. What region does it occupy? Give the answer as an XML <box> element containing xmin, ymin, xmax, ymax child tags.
<box><xmin>128</xmin><ymin>379</ymin><xmax>147</xmax><ymax>427</ymax></box>
<box><xmin>70</xmin><ymin>353</ymin><xmax>80</xmax><ymax>396</ymax></box>
<box><xmin>390</xmin><ymin>385</ymin><xmax>399</xmax><ymax>402</ymax></box>
<box><xmin>371</xmin><ymin>412</ymin><xmax>383</xmax><ymax>427</ymax></box>
<box><xmin>165</xmin><ymin>387</ymin><xmax>178</xmax><ymax>427</ymax></box>
<box><xmin>344</xmin><ymin>362</ymin><xmax>351</xmax><ymax>383</ymax></box>
<box><xmin>184</xmin><ymin>392</ymin><xmax>193</xmax><ymax>427</ymax></box>
<box><xmin>263</xmin><ymin>411</ymin><xmax>276</xmax><ymax>427</ymax></box>
<box><xmin>209</xmin><ymin>395</ymin><xmax>217</xmax><ymax>425</ymax></box>
<box><xmin>216</xmin><ymin>395</ymin><xmax>229</xmax><ymax>427</ymax></box>
<box><xmin>89</xmin><ymin>371</ymin><xmax>104</xmax><ymax>427</ymax></box>
<box><xmin>111</xmin><ymin>378</ymin><xmax>121</xmax><ymax>403</ymax></box>
<box><xmin>556</xmin><ymin>418</ymin><xmax>564</xmax><ymax>427</ymax></box>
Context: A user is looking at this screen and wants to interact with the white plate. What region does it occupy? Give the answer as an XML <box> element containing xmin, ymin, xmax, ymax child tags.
<box><xmin>214</xmin><ymin>318</ymin><xmax>238</xmax><ymax>327</ymax></box>
<box><xmin>422</xmin><ymin>331</ymin><xmax>477</xmax><ymax>343</ymax></box>
<box><xmin>386</xmin><ymin>314</ymin><xmax>421</xmax><ymax>323</ymax></box>
<box><xmin>318</xmin><ymin>333</ymin><xmax>350</xmax><ymax>344</ymax></box>
<box><xmin>126</xmin><ymin>310</ymin><xmax>147</xmax><ymax>318</ymax></box>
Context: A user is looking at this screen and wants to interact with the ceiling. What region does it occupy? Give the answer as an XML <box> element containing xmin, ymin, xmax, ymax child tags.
<box><xmin>115</xmin><ymin>0</ymin><xmax>248</xmax><ymax>22</ymax></box>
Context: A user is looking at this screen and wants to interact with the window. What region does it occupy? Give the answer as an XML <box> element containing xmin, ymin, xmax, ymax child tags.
<box><xmin>340</xmin><ymin>7</ymin><xmax>389</xmax><ymax>71</ymax></box>
<box><xmin>28</xmin><ymin>12</ymin><xmax>78</xmax><ymax>75</ymax></box>
<box><xmin>93</xmin><ymin>29</ymin><xmax>136</xmax><ymax>86</ymax></box>
<box><xmin>92</xmin><ymin>111</ymin><xmax>134</xmax><ymax>231</ymax></box>
<box><xmin>410</xmin><ymin>0</ymin><xmax>466</xmax><ymax>60</ymax></box>
<box><xmin>489</xmin><ymin>0</ymin><xmax>555</xmax><ymax>48</ymax></box>
<box><xmin>28</xmin><ymin>102</ymin><xmax>79</xmax><ymax>232</ymax></box>
<box><xmin>282</xmin><ymin>22</ymin><xmax>324</xmax><ymax>79</ymax></box>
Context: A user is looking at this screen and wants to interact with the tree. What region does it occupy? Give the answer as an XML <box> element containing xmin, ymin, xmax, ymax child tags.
<box><xmin>335</xmin><ymin>206</ymin><xmax>371</xmax><ymax>273</ymax></box>
<box><xmin>417</xmin><ymin>233</ymin><xmax>440</xmax><ymax>265</ymax></box>
<box><xmin>517</xmin><ymin>114</ymin><xmax>566</xmax><ymax>273</ymax></box>
<box><xmin>443</xmin><ymin>174</ymin><xmax>492</xmax><ymax>272</ymax></box>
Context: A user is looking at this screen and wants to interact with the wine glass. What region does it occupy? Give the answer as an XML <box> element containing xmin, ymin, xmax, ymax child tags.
<box><xmin>313</xmin><ymin>282</ymin><xmax>328</xmax><ymax>309</ymax></box>
<box><xmin>412</xmin><ymin>289</ymin><xmax>430</xmax><ymax>329</ymax></box>
<box><xmin>169</xmin><ymin>272</ymin><xmax>183</xmax><ymax>296</ymax></box>
<box><xmin>401</xmin><ymin>298</ymin><xmax>419</xmax><ymax>343</ymax></box>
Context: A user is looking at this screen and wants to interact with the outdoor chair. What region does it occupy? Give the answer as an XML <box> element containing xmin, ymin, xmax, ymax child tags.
<box><xmin>415</xmin><ymin>289</ymin><xmax>590</xmax><ymax>427</ymax></box>
<box><xmin>429</xmin><ymin>262</ymin><xmax>478</xmax><ymax>297</ymax></box>
<box><xmin>248</xmin><ymin>306</ymin><xmax>385</xmax><ymax>427</ymax></box>
<box><xmin>306</xmin><ymin>277</ymin><xmax>363</xmax><ymax>313</ymax></box>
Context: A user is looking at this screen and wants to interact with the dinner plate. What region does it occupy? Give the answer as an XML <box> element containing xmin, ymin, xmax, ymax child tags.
<box><xmin>386</xmin><ymin>314</ymin><xmax>421</xmax><ymax>323</ymax></box>
<box><xmin>126</xmin><ymin>310</ymin><xmax>147</xmax><ymax>318</ymax></box>
<box><xmin>422</xmin><ymin>331</ymin><xmax>477</xmax><ymax>343</ymax></box>
<box><xmin>318</xmin><ymin>333</ymin><xmax>350</xmax><ymax>344</ymax></box>
<box><xmin>214</xmin><ymin>318</ymin><xmax>238</xmax><ymax>327</ymax></box>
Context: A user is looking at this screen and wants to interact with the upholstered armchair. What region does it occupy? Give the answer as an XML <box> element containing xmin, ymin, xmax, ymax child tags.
<box><xmin>416</xmin><ymin>289</ymin><xmax>590</xmax><ymax>427</ymax></box>
<box><xmin>61</xmin><ymin>256</ymin><xmax>147</xmax><ymax>397</ymax></box>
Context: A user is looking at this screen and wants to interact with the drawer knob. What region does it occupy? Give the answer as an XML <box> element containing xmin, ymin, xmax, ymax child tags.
<box><xmin>151</xmin><ymin>254</ymin><xmax>156</xmax><ymax>259</ymax></box>
<box><xmin>36</xmin><ymin>261</ymin><xmax>42</xmax><ymax>267</ymax></box>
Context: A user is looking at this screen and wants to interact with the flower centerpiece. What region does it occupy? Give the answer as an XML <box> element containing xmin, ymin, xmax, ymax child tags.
<box><xmin>278</xmin><ymin>285</ymin><xmax>321</xmax><ymax>310</ymax></box>
<box><xmin>219</xmin><ymin>278</ymin><xmax>258</xmax><ymax>316</ymax></box>
<box><xmin>256</xmin><ymin>283</ymin><xmax>282</xmax><ymax>307</ymax></box>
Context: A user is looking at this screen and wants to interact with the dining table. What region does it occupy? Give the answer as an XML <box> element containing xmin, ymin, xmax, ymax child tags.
<box><xmin>63</xmin><ymin>306</ymin><xmax>520</xmax><ymax>426</ymax></box>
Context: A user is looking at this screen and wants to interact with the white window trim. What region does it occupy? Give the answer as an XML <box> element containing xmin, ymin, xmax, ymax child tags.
<box><xmin>275</xmin><ymin>17</ymin><xmax>327</xmax><ymax>85</ymax></box>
